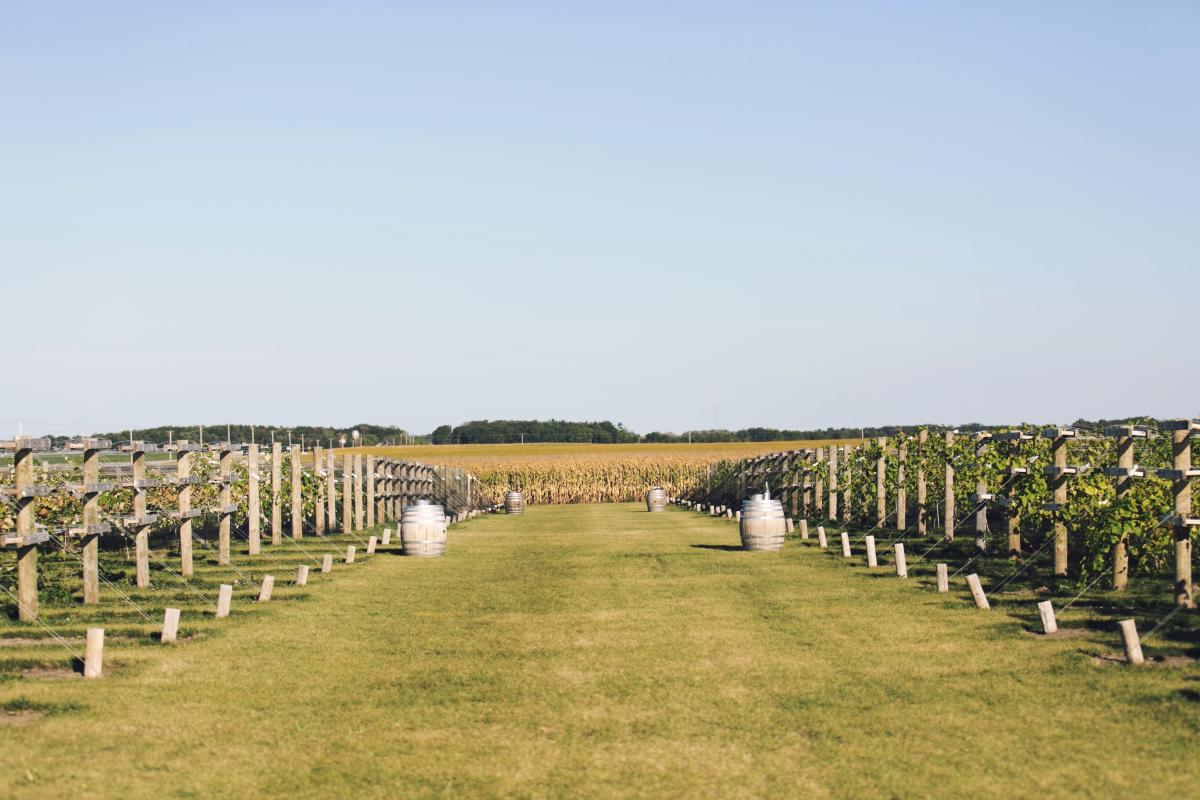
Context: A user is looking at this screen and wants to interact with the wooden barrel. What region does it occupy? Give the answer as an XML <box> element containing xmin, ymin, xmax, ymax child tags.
<box><xmin>645</xmin><ymin>487</ymin><xmax>667</xmax><ymax>512</ymax></box>
<box><xmin>504</xmin><ymin>491</ymin><xmax>525</xmax><ymax>514</ymax></box>
<box><xmin>400</xmin><ymin>499</ymin><xmax>447</xmax><ymax>557</ymax></box>
<box><xmin>739</xmin><ymin>494</ymin><xmax>786</xmax><ymax>551</ymax></box>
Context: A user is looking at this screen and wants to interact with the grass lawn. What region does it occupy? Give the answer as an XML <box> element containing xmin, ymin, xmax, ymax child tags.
<box><xmin>1</xmin><ymin>503</ymin><xmax>1197</xmax><ymax>798</ymax></box>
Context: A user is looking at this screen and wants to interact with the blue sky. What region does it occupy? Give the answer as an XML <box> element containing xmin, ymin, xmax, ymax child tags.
<box><xmin>3</xmin><ymin>1</ymin><xmax>1197</xmax><ymax>437</ymax></box>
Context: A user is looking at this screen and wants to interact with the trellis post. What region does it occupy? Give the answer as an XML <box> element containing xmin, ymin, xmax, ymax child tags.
<box><xmin>326</xmin><ymin>450</ymin><xmax>337</xmax><ymax>532</ymax></box>
<box><xmin>313</xmin><ymin>445</ymin><xmax>325</xmax><ymax>535</ymax></box>
<box><xmin>218</xmin><ymin>442</ymin><xmax>233</xmax><ymax>564</ymax></box>
<box><xmin>875</xmin><ymin>437</ymin><xmax>886</xmax><ymax>528</ymax></box>
<box><xmin>944</xmin><ymin>431</ymin><xmax>955</xmax><ymax>541</ymax></box>
<box><xmin>131</xmin><ymin>442</ymin><xmax>151</xmax><ymax>587</ymax></box>
<box><xmin>916</xmin><ymin>429</ymin><xmax>928</xmax><ymax>535</ymax></box>
<box><xmin>80</xmin><ymin>439</ymin><xmax>107</xmax><ymax>603</ymax></box>
<box><xmin>342</xmin><ymin>455</ymin><xmax>353</xmax><ymax>533</ymax></box>
<box><xmin>827</xmin><ymin>446</ymin><xmax>838</xmax><ymax>521</ymax></box>
<box><xmin>247</xmin><ymin>443</ymin><xmax>261</xmax><ymax>555</ymax></box>
<box><xmin>896</xmin><ymin>439</ymin><xmax>907</xmax><ymax>531</ymax></box>
<box><xmin>175</xmin><ymin>441</ymin><xmax>195</xmax><ymax>576</ymax></box>
<box><xmin>271</xmin><ymin>442</ymin><xmax>282</xmax><ymax>545</ymax></box>
<box><xmin>290</xmin><ymin>444</ymin><xmax>302</xmax><ymax>539</ymax></box>
<box><xmin>366</xmin><ymin>455</ymin><xmax>376</xmax><ymax>529</ymax></box>
<box><xmin>354</xmin><ymin>454</ymin><xmax>365</xmax><ymax>531</ymax></box>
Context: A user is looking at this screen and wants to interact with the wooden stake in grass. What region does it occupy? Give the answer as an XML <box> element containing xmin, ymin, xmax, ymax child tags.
<box><xmin>381</xmin><ymin>528</ymin><xmax>392</xmax><ymax>546</ymax></box>
<box><xmin>216</xmin><ymin>584</ymin><xmax>233</xmax><ymax>618</ymax></box>
<box><xmin>1118</xmin><ymin>619</ymin><xmax>1144</xmax><ymax>665</ymax></box>
<box><xmin>258</xmin><ymin>575</ymin><xmax>275</xmax><ymax>602</ymax></box>
<box><xmin>935</xmin><ymin>563</ymin><xmax>949</xmax><ymax>593</ymax></box>
<box><xmin>321</xmin><ymin>554</ymin><xmax>333</xmax><ymax>573</ymax></box>
<box><xmin>161</xmin><ymin>608</ymin><xmax>181</xmax><ymax>643</ymax></box>
<box><xmin>1037</xmin><ymin>600</ymin><xmax>1057</xmax><ymax>634</ymax></box>
<box><xmin>965</xmin><ymin>573</ymin><xmax>990</xmax><ymax>609</ymax></box>
<box><xmin>799</xmin><ymin>519</ymin><xmax>809</xmax><ymax>539</ymax></box>
<box><xmin>83</xmin><ymin>627</ymin><xmax>104</xmax><ymax>679</ymax></box>
<box><xmin>785</xmin><ymin>518</ymin><xmax>794</xmax><ymax>533</ymax></box>
<box><xmin>817</xmin><ymin>526</ymin><xmax>828</xmax><ymax>548</ymax></box>
<box><xmin>865</xmin><ymin>535</ymin><xmax>878</xmax><ymax>567</ymax></box>
<box><xmin>894</xmin><ymin>543</ymin><xmax>907</xmax><ymax>578</ymax></box>
<box><xmin>345</xmin><ymin>545</ymin><xmax>356</xmax><ymax>565</ymax></box>
<box><xmin>840</xmin><ymin>531</ymin><xmax>851</xmax><ymax>558</ymax></box>
<box><xmin>367</xmin><ymin>536</ymin><xmax>377</xmax><ymax>554</ymax></box>
<box><xmin>295</xmin><ymin>565</ymin><xmax>309</xmax><ymax>586</ymax></box>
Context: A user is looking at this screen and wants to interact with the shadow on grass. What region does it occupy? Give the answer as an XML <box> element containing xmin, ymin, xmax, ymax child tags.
<box><xmin>690</xmin><ymin>544</ymin><xmax>745</xmax><ymax>552</ymax></box>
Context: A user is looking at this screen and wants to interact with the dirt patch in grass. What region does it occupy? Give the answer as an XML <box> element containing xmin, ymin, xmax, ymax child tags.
<box><xmin>1024</xmin><ymin>628</ymin><xmax>1090</xmax><ymax>639</ymax></box>
<box><xmin>19</xmin><ymin>667</ymin><xmax>81</xmax><ymax>680</ymax></box>
<box><xmin>0</xmin><ymin>709</ymin><xmax>42</xmax><ymax>726</ymax></box>
<box><xmin>1090</xmin><ymin>652</ymin><xmax>1197</xmax><ymax>667</ymax></box>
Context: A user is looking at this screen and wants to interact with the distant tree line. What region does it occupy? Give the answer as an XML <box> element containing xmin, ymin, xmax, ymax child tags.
<box><xmin>429</xmin><ymin>420</ymin><xmax>639</xmax><ymax>445</ymax></box>
<box><xmin>87</xmin><ymin>423</ymin><xmax>413</xmax><ymax>448</ymax></box>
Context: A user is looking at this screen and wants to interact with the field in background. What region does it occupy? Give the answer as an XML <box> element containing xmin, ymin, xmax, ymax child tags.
<box><xmin>347</xmin><ymin>439</ymin><xmax>861</xmax><ymax>505</ymax></box>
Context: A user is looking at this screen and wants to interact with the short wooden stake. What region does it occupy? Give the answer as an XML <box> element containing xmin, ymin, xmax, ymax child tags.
<box><xmin>161</xmin><ymin>608</ymin><xmax>180</xmax><ymax>643</ymax></box>
<box><xmin>965</xmin><ymin>573</ymin><xmax>990</xmax><ymax>609</ymax></box>
<box><xmin>216</xmin><ymin>584</ymin><xmax>233</xmax><ymax>618</ymax></box>
<box><xmin>1037</xmin><ymin>600</ymin><xmax>1057</xmax><ymax>634</ymax></box>
<box><xmin>295</xmin><ymin>564</ymin><xmax>309</xmax><ymax>586</ymax></box>
<box><xmin>785</xmin><ymin>518</ymin><xmax>794</xmax><ymax>533</ymax></box>
<box><xmin>817</xmin><ymin>526</ymin><xmax>827</xmax><ymax>548</ymax></box>
<box><xmin>799</xmin><ymin>519</ymin><xmax>809</xmax><ymax>539</ymax></box>
<box><xmin>367</xmin><ymin>536</ymin><xmax>377</xmax><ymax>554</ymax></box>
<box><xmin>865</xmin><ymin>535</ymin><xmax>878</xmax><ymax>567</ymax></box>
<box><xmin>936</xmin><ymin>563</ymin><xmax>949</xmax><ymax>593</ymax></box>
<box><xmin>894</xmin><ymin>543</ymin><xmax>907</xmax><ymax>577</ymax></box>
<box><xmin>83</xmin><ymin>627</ymin><xmax>104</xmax><ymax>679</ymax></box>
<box><xmin>381</xmin><ymin>528</ymin><xmax>392</xmax><ymax>546</ymax></box>
<box><xmin>840</xmin><ymin>531</ymin><xmax>851</xmax><ymax>558</ymax></box>
<box><xmin>345</xmin><ymin>545</ymin><xmax>356</xmax><ymax>564</ymax></box>
<box><xmin>258</xmin><ymin>575</ymin><xmax>274</xmax><ymax>602</ymax></box>
<box><xmin>1118</xmin><ymin>618</ymin><xmax>1144</xmax><ymax>665</ymax></box>
<box><xmin>321</xmin><ymin>554</ymin><xmax>333</xmax><ymax>573</ymax></box>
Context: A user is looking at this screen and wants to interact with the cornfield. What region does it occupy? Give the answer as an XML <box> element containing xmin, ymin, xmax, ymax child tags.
<box><xmin>352</xmin><ymin>440</ymin><xmax>858</xmax><ymax>505</ymax></box>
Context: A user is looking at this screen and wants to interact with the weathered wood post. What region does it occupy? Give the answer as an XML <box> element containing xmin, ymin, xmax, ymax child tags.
<box><xmin>257</xmin><ymin>575</ymin><xmax>275</xmax><ymax>602</ymax></box>
<box><xmin>828</xmin><ymin>446</ymin><xmax>838</xmax><ymax>521</ymax></box>
<box><xmin>894</xmin><ymin>543</ymin><xmax>907</xmax><ymax>578</ymax></box>
<box><xmin>935</xmin><ymin>563</ymin><xmax>949</xmax><ymax>592</ymax></box>
<box><xmin>1048</xmin><ymin>428</ymin><xmax>1071</xmax><ymax>577</ymax></box>
<box><xmin>345</xmin><ymin>544</ymin><xmax>356</xmax><ymax>564</ymax></box>
<box><xmin>814</xmin><ymin>448</ymin><xmax>825</xmax><ymax>518</ymax></box>
<box><xmin>944</xmin><ymin>431</ymin><xmax>955</xmax><ymax>541</ymax></box>
<box><xmin>218</xmin><ymin>442</ymin><xmax>233</xmax><ymax>565</ymax></box>
<box><xmin>366</xmin><ymin>455</ymin><xmax>376</xmax><ymax>529</ymax></box>
<box><xmin>215</xmin><ymin>584</ymin><xmax>233</xmax><ymax>618</ymax></box>
<box><xmin>876</xmin><ymin>437</ymin><xmax>886</xmax><ymax>528</ymax></box>
<box><xmin>917</xmin><ymin>429</ymin><xmax>928</xmax><ymax>535</ymax></box>
<box><xmin>290</xmin><ymin>444</ymin><xmax>302</xmax><ymax>540</ymax></box>
<box><xmin>295</xmin><ymin>564</ymin><xmax>309</xmax><ymax>586</ymax></box>
<box><xmin>840</xmin><ymin>530</ymin><xmax>851</xmax><ymax>558</ymax></box>
<box><xmin>131</xmin><ymin>442</ymin><xmax>151</xmax><ymax>587</ymax></box>
<box><xmin>817</xmin><ymin>525</ymin><xmax>828</xmax><ymax>548</ymax></box>
<box><xmin>1037</xmin><ymin>600</ymin><xmax>1057</xmax><ymax>634</ymax></box>
<box><xmin>83</xmin><ymin>628</ymin><xmax>104</xmax><ymax>678</ymax></box>
<box><xmin>80</xmin><ymin>439</ymin><xmax>107</xmax><ymax>603</ymax></box>
<box><xmin>342</xmin><ymin>455</ymin><xmax>353</xmax><ymax>534</ymax></box>
<box><xmin>11</xmin><ymin>438</ymin><xmax>46</xmax><ymax>621</ymax></box>
<box><xmin>354</xmin><ymin>454</ymin><xmax>365</xmax><ymax>531</ymax></box>
<box><xmin>865</xmin><ymin>534</ymin><xmax>878</xmax><ymax>567</ymax></box>
<box><xmin>175</xmin><ymin>441</ymin><xmax>195</xmax><ymax>577</ymax></box>
<box><xmin>247</xmin><ymin>443</ymin><xmax>261</xmax><ymax>555</ymax></box>
<box><xmin>841</xmin><ymin>447</ymin><xmax>852</xmax><ymax>525</ymax></box>
<box><xmin>1107</xmin><ymin>425</ymin><xmax>1140</xmax><ymax>590</ymax></box>
<box><xmin>1161</xmin><ymin>420</ymin><xmax>1196</xmax><ymax>607</ymax></box>
<box><xmin>321</xmin><ymin>553</ymin><xmax>333</xmax><ymax>573</ymax></box>
<box><xmin>965</xmin><ymin>573</ymin><xmax>990</xmax><ymax>609</ymax></box>
<box><xmin>313</xmin><ymin>445</ymin><xmax>325</xmax><ymax>535</ymax></box>
<box><xmin>161</xmin><ymin>608</ymin><xmax>180</xmax><ymax>643</ymax></box>
<box><xmin>1118</xmin><ymin>619</ymin><xmax>1144</xmax><ymax>664</ymax></box>
<box><xmin>896</xmin><ymin>439</ymin><xmax>907</xmax><ymax>531</ymax></box>
<box><xmin>974</xmin><ymin>433</ymin><xmax>991</xmax><ymax>553</ymax></box>
<box><xmin>271</xmin><ymin>441</ymin><xmax>282</xmax><ymax>545</ymax></box>
<box><xmin>326</xmin><ymin>450</ymin><xmax>337</xmax><ymax>533</ymax></box>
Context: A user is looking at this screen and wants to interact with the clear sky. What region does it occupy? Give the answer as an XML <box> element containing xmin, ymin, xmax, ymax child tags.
<box><xmin>3</xmin><ymin>1</ymin><xmax>1197</xmax><ymax>438</ymax></box>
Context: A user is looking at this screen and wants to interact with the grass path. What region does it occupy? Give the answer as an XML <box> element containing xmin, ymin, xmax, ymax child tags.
<box><xmin>2</xmin><ymin>503</ymin><xmax>1198</xmax><ymax>797</ymax></box>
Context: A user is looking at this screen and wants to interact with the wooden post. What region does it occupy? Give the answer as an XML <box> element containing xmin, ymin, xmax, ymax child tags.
<box><xmin>817</xmin><ymin>526</ymin><xmax>827</xmax><ymax>548</ymax></box>
<box><xmin>894</xmin><ymin>543</ymin><xmax>907</xmax><ymax>577</ymax></box>
<box><xmin>841</xmin><ymin>447</ymin><xmax>852</xmax><ymax>525</ymax></box>
<box><xmin>965</xmin><ymin>573</ymin><xmax>989</xmax><ymax>609</ymax></box>
<box><xmin>366</xmin><ymin>455</ymin><xmax>376</xmax><ymax>529</ymax></box>
<box><xmin>295</xmin><ymin>564</ymin><xmax>309</xmax><ymax>586</ymax></box>
<box><xmin>81</xmin><ymin>440</ymin><xmax>102</xmax><ymax>603</ymax></box>
<box><xmin>974</xmin><ymin>435</ymin><xmax>990</xmax><ymax>553</ymax></box>
<box><xmin>215</xmin><ymin>584</ymin><xmax>233</xmax><ymax>617</ymax></box>
<box><xmin>799</xmin><ymin>519</ymin><xmax>809</xmax><ymax>539</ymax></box>
<box><xmin>876</xmin><ymin>437</ymin><xmax>886</xmax><ymax>528</ymax></box>
<box><xmin>271</xmin><ymin>442</ymin><xmax>282</xmax><ymax>545</ymax></box>
<box><xmin>784</xmin><ymin>518</ymin><xmax>794</xmax><ymax>534</ymax></box>
<box><xmin>1118</xmin><ymin>619</ymin><xmax>1144</xmax><ymax>665</ymax></box>
<box><xmin>382</xmin><ymin>528</ymin><xmax>392</xmax><ymax>546</ymax></box>
<box><xmin>936</xmin><ymin>563</ymin><xmax>949</xmax><ymax>593</ymax></box>
<box><xmin>313</xmin><ymin>445</ymin><xmax>325</xmax><ymax>535</ymax></box>
<box><xmin>865</xmin><ymin>534</ymin><xmax>878</xmax><ymax>567</ymax></box>
<box><xmin>83</xmin><ymin>628</ymin><xmax>104</xmax><ymax>679</ymax></box>
<box><xmin>326</xmin><ymin>451</ymin><xmax>337</xmax><ymax>533</ymax></box>
<box><xmin>1112</xmin><ymin>428</ymin><xmax>1135</xmax><ymax>589</ymax></box>
<box><xmin>1169</xmin><ymin>423</ymin><xmax>1194</xmax><ymax>607</ymax></box>
<box><xmin>161</xmin><ymin>608</ymin><xmax>180</xmax><ymax>643</ymax></box>
<box><xmin>1037</xmin><ymin>600</ymin><xmax>1057</xmax><ymax>634</ymax></box>
<box><xmin>321</xmin><ymin>553</ymin><xmax>333</xmax><ymax>573</ymax></box>
<box><xmin>896</xmin><ymin>439</ymin><xmax>907</xmax><ymax>531</ymax></box>
<box><xmin>289</xmin><ymin>445</ymin><xmax>302</xmax><ymax>539</ymax></box>
<box><xmin>1051</xmin><ymin>432</ymin><xmax>1068</xmax><ymax>577</ymax></box>
<box><xmin>828</xmin><ymin>446</ymin><xmax>838</xmax><ymax>521</ymax></box>
<box><xmin>176</xmin><ymin>442</ymin><xmax>194</xmax><ymax>577</ymax></box>
<box><xmin>944</xmin><ymin>431</ymin><xmax>955</xmax><ymax>541</ymax></box>
<box><xmin>13</xmin><ymin>440</ymin><xmax>40</xmax><ymax>621</ymax></box>
<box><xmin>345</xmin><ymin>544</ymin><xmax>356</xmax><ymax>564</ymax></box>
<box><xmin>257</xmin><ymin>575</ymin><xmax>274</xmax><ymax>602</ymax></box>
<box><xmin>814</xmin><ymin>448</ymin><xmax>825</xmax><ymax>517</ymax></box>
<box><xmin>840</xmin><ymin>531</ymin><xmax>851</xmax><ymax>558</ymax></box>
<box><xmin>342</xmin><ymin>455</ymin><xmax>353</xmax><ymax>534</ymax></box>
<box><xmin>354</xmin><ymin>455</ymin><xmax>364</xmax><ymax>531</ymax></box>
<box><xmin>367</xmin><ymin>535</ymin><xmax>377</xmax><ymax>554</ymax></box>
<box><xmin>247</xmin><ymin>443</ymin><xmax>261</xmax><ymax>555</ymax></box>
<box><xmin>218</xmin><ymin>444</ymin><xmax>233</xmax><ymax>565</ymax></box>
<box><xmin>917</xmin><ymin>429</ymin><xmax>928</xmax><ymax>535</ymax></box>
<box><xmin>132</xmin><ymin>442</ymin><xmax>151</xmax><ymax>588</ymax></box>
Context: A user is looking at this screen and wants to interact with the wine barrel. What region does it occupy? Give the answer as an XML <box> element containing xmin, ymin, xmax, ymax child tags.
<box><xmin>401</xmin><ymin>499</ymin><xmax>447</xmax><ymax>557</ymax></box>
<box><xmin>645</xmin><ymin>487</ymin><xmax>667</xmax><ymax>512</ymax></box>
<box><xmin>739</xmin><ymin>494</ymin><xmax>786</xmax><ymax>552</ymax></box>
<box><xmin>504</xmin><ymin>491</ymin><xmax>525</xmax><ymax>514</ymax></box>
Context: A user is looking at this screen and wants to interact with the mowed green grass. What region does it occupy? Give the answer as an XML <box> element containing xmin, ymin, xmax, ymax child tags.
<box><xmin>1</xmin><ymin>504</ymin><xmax>1198</xmax><ymax>798</ymax></box>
